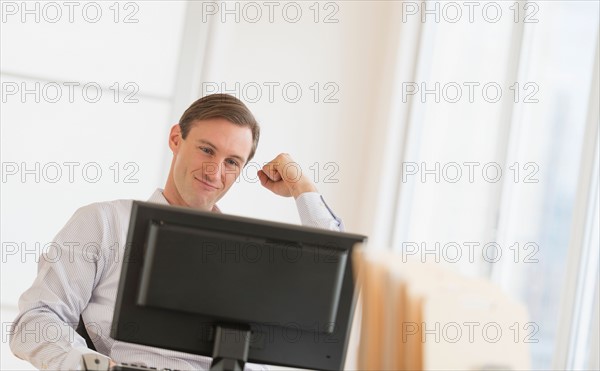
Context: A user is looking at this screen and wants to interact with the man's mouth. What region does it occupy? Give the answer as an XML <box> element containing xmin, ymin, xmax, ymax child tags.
<box><xmin>194</xmin><ymin>177</ymin><xmax>219</xmax><ymax>191</ymax></box>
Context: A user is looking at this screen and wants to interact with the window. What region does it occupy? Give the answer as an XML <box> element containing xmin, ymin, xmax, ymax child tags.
<box><xmin>388</xmin><ymin>1</ymin><xmax>600</xmax><ymax>368</ymax></box>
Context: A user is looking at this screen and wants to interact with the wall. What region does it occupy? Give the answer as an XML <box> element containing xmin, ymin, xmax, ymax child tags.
<box><xmin>0</xmin><ymin>1</ymin><xmax>396</xmax><ymax>368</ymax></box>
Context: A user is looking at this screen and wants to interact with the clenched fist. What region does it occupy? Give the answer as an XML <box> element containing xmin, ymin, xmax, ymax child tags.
<box><xmin>257</xmin><ymin>153</ymin><xmax>317</xmax><ymax>198</ymax></box>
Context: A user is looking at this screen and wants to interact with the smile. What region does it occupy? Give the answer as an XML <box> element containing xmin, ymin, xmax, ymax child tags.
<box><xmin>194</xmin><ymin>177</ymin><xmax>219</xmax><ymax>191</ymax></box>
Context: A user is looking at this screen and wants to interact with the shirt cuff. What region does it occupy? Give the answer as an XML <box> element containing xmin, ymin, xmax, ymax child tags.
<box><xmin>295</xmin><ymin>192</ymin><xmax>344</xmax><ymax>231</ymax></box>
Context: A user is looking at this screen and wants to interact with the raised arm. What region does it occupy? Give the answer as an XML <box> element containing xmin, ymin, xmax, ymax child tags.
<box><xmin>257</xmin><ymin>153</ymin><xmax>344</xmax><ymax>231</ymax></box>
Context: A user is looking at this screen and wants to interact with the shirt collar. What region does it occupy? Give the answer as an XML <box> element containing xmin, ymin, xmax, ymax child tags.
<box><xmin>147</xmin><ymin>188</ymin><xmax>222</xmax><ymax>213</ymax></box>
<box><xmin>147</xmin><ymin>188</ymin><xmax>170</xmax><ymax>205</ymax></box>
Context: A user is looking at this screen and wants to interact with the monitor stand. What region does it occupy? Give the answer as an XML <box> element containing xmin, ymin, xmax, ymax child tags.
<box><xmin>210</xmin><ymin>325</ymin><xmax>252</xmax><ymax>371</ymax></box>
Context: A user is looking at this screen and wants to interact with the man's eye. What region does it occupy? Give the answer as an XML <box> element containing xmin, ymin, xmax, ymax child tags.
<box><xmin>199</xmin><ymin>147</ymin><xmax>213</xmax><ymax>155</ymax></box>
<box><xmin>226</xmin><ymin>159</ymin><xmax>239</xmax><ymax>167</ymax></box>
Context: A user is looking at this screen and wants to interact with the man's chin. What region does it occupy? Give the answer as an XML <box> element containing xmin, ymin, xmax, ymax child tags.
<box><xmin>183</xmin><ymin>194</ymin><xmax>214</xmax><ymax>211</ymax></box>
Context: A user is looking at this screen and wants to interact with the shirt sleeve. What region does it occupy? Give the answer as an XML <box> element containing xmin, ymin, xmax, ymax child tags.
<box><xmin>9</xmin><ymin>204</ymin><xmax>111</xmax><ymax>370</ymax></box>
<box><xmin>295</xmin><ymin>192</ymin><xmax>344</xmax><ymax>231</ymax></box>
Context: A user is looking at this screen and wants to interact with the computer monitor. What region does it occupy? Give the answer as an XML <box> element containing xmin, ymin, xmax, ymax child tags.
<box><xmin>111</xmin><ymin>201</ymin><xmax>367</xmax><ymax>371</ymax></box>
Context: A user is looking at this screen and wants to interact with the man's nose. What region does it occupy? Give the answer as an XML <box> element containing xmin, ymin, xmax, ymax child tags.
<box><xmin>203</xmin><ymin>161</ymin><xmax>225</xmax><ymax>181</ymax></box>
<box><xmin>203</xmin><ymin>161</ymin><xmax>221</xmax><ymax>179</ymax></box>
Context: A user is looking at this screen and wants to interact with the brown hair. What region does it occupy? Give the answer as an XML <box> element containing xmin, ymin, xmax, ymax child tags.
<box><xmin>178</xmin><ymin>94</ymin><xmax>260</xmax><ymax>162</ymax></box>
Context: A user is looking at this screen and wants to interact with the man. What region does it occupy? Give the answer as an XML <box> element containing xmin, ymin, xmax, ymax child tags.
<box><xmin>10</xmin><ymin>94</ymin><xmax>343</xmax><ymax>370</ymax></box>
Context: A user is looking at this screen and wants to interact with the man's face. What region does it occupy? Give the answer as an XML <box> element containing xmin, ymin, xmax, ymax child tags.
<box><xmin>168</xmin><ymin>118</ymin><xmax>253</xmax><ymax>210</ymax></box>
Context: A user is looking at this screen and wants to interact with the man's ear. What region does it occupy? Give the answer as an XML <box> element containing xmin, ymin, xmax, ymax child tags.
<box><xmin>168</xmin><ymin>124</ymin><xmax>182</xmax><ymax>154</ymax></box>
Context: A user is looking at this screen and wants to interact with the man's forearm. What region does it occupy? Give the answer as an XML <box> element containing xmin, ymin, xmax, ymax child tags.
<box><xmin>295</xmin><ymin>192</ymin><xmax>344</xmax><ymax>231</ymax></box>
<box><xmin>10</xmin><ymin>309</ymin><xmax>101</xmax><ymax>370</ymax></box>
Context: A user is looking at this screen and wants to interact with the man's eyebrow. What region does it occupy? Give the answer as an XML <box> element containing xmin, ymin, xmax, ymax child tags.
<box><xmin>196</xmin><ymin>139</ymin><xmax>217</xmax><ymax>149</ymax></box>
<box><xmin>196</xmin><ymin>139</ymin><xmax>246</xmax><ymax>163</ymax></box>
